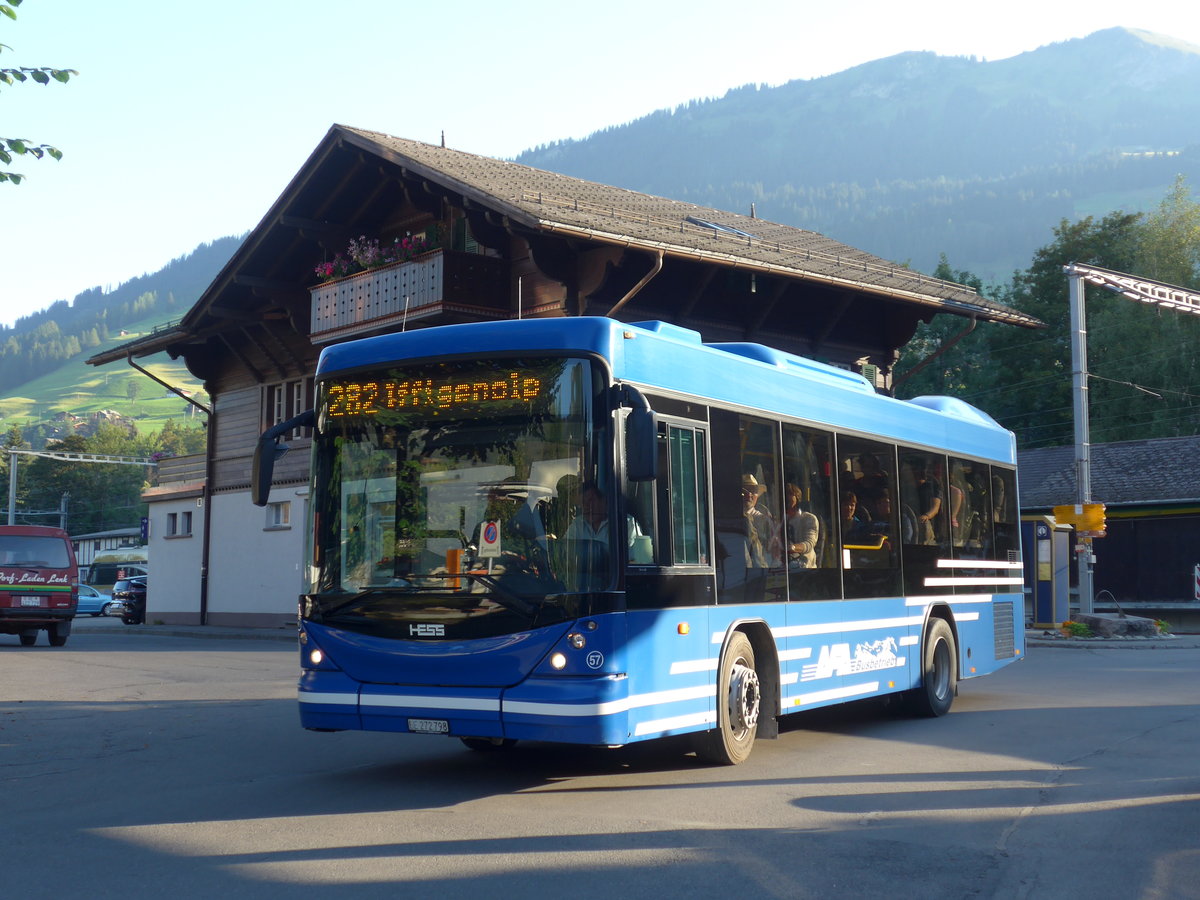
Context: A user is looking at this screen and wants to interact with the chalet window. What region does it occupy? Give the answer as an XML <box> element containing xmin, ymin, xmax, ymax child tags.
<box><xmin>451</xmin><ymin>218</ymin><xmax>480</xmax><ymax>254</ymax></box>
<box><xmin>266</xmin><ymin>500</ymin><xmax>291</xmax><ymax>530</ymax></box>
<box><xmin>264</xmin><ymin>377</ymin><xmax>314</xmax><ymax>439</ymax></box>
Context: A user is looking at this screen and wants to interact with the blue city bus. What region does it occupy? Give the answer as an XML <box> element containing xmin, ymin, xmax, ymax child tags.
<box><xmin>254</xmin><ymin>317</ymin><xmax>1023</xmax><ymax>764</ymax></box>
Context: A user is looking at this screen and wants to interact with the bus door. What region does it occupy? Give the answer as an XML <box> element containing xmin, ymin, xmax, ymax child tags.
<box><xmin>624</xmin><ymin>417</ymin><xmax>717</xmax><ymax>729</ymax></box>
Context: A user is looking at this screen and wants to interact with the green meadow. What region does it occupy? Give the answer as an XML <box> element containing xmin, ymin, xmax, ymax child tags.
<box><xmin>0</xmin><ymin>315</ymin><xmax>208</xmax><ymax>436</ymax></box>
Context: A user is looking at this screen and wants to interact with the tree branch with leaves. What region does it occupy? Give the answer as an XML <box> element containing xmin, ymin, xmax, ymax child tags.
<box><xmin>1</xmin><ymin>0</ymin><xmax>76</xmax><ymax>184</ymax></box>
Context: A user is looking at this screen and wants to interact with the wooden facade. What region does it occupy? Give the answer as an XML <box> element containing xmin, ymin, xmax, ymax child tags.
<box><xmin>89</xmin><ymin>125</ymin><xmax>1041</xmax><ymax>626</ymax></box>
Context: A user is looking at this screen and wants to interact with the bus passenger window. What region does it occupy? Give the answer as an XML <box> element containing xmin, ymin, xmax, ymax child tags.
<box><xmin>710</xmin><ymin>409</ymin><xmax>784</xmax><ymax>604</ymax></box>
<box><xmin>992</xmin><ymin>466</ymin><xmax>1020</xmax><ymax>560</ymax></box>
<box><xmin>837</xmin><ymin>437</ymin><xmax>901</xmax><ymax>599</ymax></box>
<box><xmin>782</xmin><ymin>424</ymin><xmax>840</xmax><ymax>600</ymax></box>
<box><xmin>626</xmin><ymin>478</ymin><xmax>656</xmax><ymax>565</ymax></box>
<box><xmin>664</xmin><ymin>424</ymin><xmax>709</xmax><ymax>566</ymax></box>
<box><xmin>900</xmin><ymin>451</ymin><xmax>952</xmax><ymax>596</ymax></box>
<box><xmin>950</xmin><ymin>457</ymin><xmax>993</xmax><ymax>559</ymax></box>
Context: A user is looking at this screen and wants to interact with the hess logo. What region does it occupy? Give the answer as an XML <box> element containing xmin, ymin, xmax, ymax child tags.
<box><xmin>409</xmin><ymin>623</ymin><xmax>445</xmax><ymax>637</ymax></box>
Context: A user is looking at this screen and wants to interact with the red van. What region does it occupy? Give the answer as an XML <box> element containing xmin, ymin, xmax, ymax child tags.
<box><xmin>0</xmin><ymin>525</ymin><xmax>79</xmax><ymax>647</ymax></box>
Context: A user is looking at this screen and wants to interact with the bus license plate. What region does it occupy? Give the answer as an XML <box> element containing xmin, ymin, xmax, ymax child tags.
<box><xmin>408</xmin><ymin>718</ymin><xmax>449</xmax><ymax>734</ymax></box>
<box><xmin>19</xmin><ymin>596</ymin><xmax>44</xmax><ymax>607</ymax></box>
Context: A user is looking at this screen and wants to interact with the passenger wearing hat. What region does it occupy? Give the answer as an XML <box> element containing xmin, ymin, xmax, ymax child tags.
<box><xmin>741</xmin><ymin>473</ymin><xmax>779</xmax><ymax>568</ymax></box>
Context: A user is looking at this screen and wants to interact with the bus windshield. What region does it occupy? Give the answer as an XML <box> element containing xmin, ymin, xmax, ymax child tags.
<box><xmin>306</xmin><ymin>356</ymin><xmax>609</xmax><ymax>636</ymax></box>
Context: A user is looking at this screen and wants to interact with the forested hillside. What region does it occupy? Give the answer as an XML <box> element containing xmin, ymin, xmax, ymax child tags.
<box><xmin>0</xmin><ymin>236</ymin><xmax>241</xmax><ymax>393</ymax></box>
<box><xmin>894</xmin><ymin>178</ymin><xmax>1200</xmax><ymax>449</ymax></box>
<box><xmin>6</xmin><ymin>25</ymin><xmax>1200</xmax><ymax>463</ymax></box>
<box><xmin>517</xmin><ymin>28</ymin><xmax>1200</xmax><ymax>281</ymax></box>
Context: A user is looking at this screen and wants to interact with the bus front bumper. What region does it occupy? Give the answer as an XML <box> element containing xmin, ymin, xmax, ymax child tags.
<box><xmin>298</xmin><ymin>670</ymin><xmax>632</xmax><ymax>745</ymax></box>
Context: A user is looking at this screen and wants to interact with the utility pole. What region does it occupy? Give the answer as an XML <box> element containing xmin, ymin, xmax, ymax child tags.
<box><xmin>1062</xmin><ymin>263</ymin><xmax>1200</xmax><ymax>614</ymax></box>
<box><xmin>7</xmin><ymin>449</ymin><xmax>156</xmax><ymax>526</ymax></box>
<box><xmin>1067</xmin><ymin>273</ymin><xmax>1094</xmax><ymax>613</ymax></box>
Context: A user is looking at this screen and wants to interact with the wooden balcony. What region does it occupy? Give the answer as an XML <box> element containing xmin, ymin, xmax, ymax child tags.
<box><xmin>310</xmin><ymin>249</ymin><xmax>510</xmax><ymax>342</ymax></box>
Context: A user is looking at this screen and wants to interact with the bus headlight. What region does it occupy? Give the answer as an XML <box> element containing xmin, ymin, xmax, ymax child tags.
<box><xmin>550</xmin><ymin>652</ymin><xmax>568</xmax><ymax>670</ymax></box>
<box><xmin>567</xmin><ymin>632</ymin><xmax>586</xmax><ymax>649</ymax></box>
<box><xmin>309</xmin><ymin>648</ymin><xmax>324</xmax><ymax>666</ymax></box>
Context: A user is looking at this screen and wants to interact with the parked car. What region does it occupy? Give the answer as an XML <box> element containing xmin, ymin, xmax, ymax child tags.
<box><xmin>111</xmin><ymin>576</ymin><xmax>147</xmax><ymax>625</ymax></box>
<box><xmin>84</xmin><ymin>561</ymin><xmax>148</xmax><ymax>592</ymax></box>
<box><xmin>75</xmin><ymin>584</ymin><xmax>117</xmax><ymax>617</ymax></box>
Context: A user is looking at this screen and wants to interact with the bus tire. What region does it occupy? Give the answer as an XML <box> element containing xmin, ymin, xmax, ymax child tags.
<box><xmin>908</xmin><ymin>618</ymin><xmax>957</xmax><ymax>717</ymax></box>
<box><xmin>697</xmin><ymin>631</ymin><xmax>760</xmax><ymax>765</ymax></box>
<box><xmin>19</xmin><ymin>631</ymin><xmax>37</xmax><ymax>647</ymax></box>
<box><xmin>48</xmin><ymin>624</ymin><xmax>69</xmax><ymax>647</ymax></box>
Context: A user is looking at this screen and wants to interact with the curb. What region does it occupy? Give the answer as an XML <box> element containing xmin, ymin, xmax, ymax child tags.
<box><xmin>1025</xmin><ymin>630</ymin><xmax>1200</xmax><ymax>650</ymax></box>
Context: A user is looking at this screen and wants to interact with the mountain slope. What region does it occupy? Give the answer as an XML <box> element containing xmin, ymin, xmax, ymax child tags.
<box><xmin>516</xmin><ymin>28</ymin><xmax>1200</xmax><ymax>280</ymax></box>
<box><xmin>0</xmin><ymin>237</ymin><xmax>241</xmax><ymax>439</ymax></box>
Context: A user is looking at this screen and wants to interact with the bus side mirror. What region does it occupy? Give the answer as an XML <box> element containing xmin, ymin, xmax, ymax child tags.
<box><xmin>614</xmin><ymin>384</ymin><xmax>657</xmax><ymax>482</ymax></box>
<box><xmin>252</xmin><ymin>410</ymin><xmax>315</xmax><ymax>506</ymax></box>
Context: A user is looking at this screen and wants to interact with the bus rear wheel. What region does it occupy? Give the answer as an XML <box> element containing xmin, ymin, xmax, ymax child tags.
<box><xmin>697</xmin><ymin>631</ymin><xmax>760</xmax><ymax>765</ymax></box>
<box><xmin>907</xmin><ymin>618</ymin><xmax>957</xmax><ymax>717</ymax></box>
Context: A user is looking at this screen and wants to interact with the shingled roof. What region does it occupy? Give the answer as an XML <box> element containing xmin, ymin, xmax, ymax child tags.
<box><xmin>342</xmin><ymin>127</ymin><xmax>1039</xmax><ymax>328</ymax></box>
<box><xmin>88</xmin><ymin>124</ymin><xmax>1041</xmax><ymax>378</ymax></box>
<box><xmin>1019</xmin><ymin>435</ymin><xmax>1200</xmax><ymax>508</ymax></box>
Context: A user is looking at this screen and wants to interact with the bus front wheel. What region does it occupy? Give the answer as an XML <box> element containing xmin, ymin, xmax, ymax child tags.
<box><xmin>697</xmin><ymin>631</ymin><xmax>760</xmax><ymax>765</ymax></box>
<box><xmin>907</xmin><ymin>618</ymin><xmax>957</xmax><ymax>717</ymax></box>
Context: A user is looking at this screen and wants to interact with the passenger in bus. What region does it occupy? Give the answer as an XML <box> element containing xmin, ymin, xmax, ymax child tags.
<box><xmin>784</xmin><ymin>482</ymin><xmax>819</xmax><ymax>569</ymax></box>
<box><xmin>868</xmin><ymin>489</ymin><xmax>899</xmax><ymax>548</ymax></box>
<box><xmin>839</xmin><ymin>490</ymin><xmax>872</xmax><ymax>545</ymax></box>
<box><xmin>853</xmin><ymin>452</ymin><xmax>890</xmax><ymax>519</ymax></box>
<box><xmin>547</xmin><ymin>474</ymin><xmax>580</xmax><ymax>540</ymax></box>
<box><xmin>471</xmin><ymin>479</ymin><xmax>550</xmax><ymax>575</ymax></box>
<box><xmin>907</xmin><ymin>459</ymin><xmax>943</xmax><ymax>545</ymax></box>
<box><xmin>741</xmin><ymin>474</ymin><xmax>780</xmax><ymax>568</ymax></box>
<box><xmin>564</xmin><ymin>480</ymin><xmax>644</xmax><ymax>550</ymax></box>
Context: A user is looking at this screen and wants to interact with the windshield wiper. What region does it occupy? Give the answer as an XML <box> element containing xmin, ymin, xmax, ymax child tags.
<box><xmin>417</xmin><ymin>572</ymin><xmax>538</xmax><ymax>618</ymax></box>
<box><xmin>319</xmin><ymin>587</ymin><xmax>413</xmax><ymax>617</ymax></box>
<box><xmin>315</xmin><ymin>574</ymin><xmax>540</xmax><ymax>620</ymax></box>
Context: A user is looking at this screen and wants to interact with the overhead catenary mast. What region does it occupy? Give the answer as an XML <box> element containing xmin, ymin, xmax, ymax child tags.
<box><xmin>1062</xmin><ymin>263</ymin><xmax>1200</xmax><ymax>613</ymax></box>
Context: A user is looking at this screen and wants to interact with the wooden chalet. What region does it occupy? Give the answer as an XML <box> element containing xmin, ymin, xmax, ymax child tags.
<box><xmin>88</xmin><ymin>124</ymin><xmax>1041</xmax><ymax>626</ymax></box>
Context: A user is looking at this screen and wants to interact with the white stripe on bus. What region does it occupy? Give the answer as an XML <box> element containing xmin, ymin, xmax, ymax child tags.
<box><xmin>360</xmin><ymin>694</ymin><xmax>501</xmax><ymax>712</ymax></box>
<box><xmin>923</xmin><ymin>576</ymin><xmax>1025</xmax><ymax>587</ymax></box>
<box><xmin>783</xmin><ymin>682</ymin><xmax>880</xmax><ymax>708</ymax></box>
<box><xmin>504</xmin><ymin>683</ymin><xmax>714</xmax><ymax>718</ymax></box>
<box><xmin>669</xmin><ymin>657</ymin><xmax>718</xmax><ymax>674</ymax></box>
<box><xmin>633</xmin><ymin>710</ymin><xmax>716</xmax><ymax>736</ymax></box>
<box><xmin>906</xmin><ymin>593</ymin><xmax>993</xmax><ymax>605</ymax></box>
<box><xmin>298</xmin><ymin>691</ymin><xmax>358</xmax><ymax>706</ymax></box>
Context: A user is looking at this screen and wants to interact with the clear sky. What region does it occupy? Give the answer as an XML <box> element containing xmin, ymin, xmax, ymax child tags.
<box><xmin>4</xmin><ymin>0</ymin><xmax>1200</xmax><ymax>327</ymax></box>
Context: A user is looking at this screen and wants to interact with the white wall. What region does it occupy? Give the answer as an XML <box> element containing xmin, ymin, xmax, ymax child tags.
<box><xmin>145</xmin><ymin>497</ymin><xmax>204</xmax><ymax>623</ymax></box>
<box><xmin>206</xmin><ymin>487</ymin><xmax>307</xmax><ymax>627</ymax></box>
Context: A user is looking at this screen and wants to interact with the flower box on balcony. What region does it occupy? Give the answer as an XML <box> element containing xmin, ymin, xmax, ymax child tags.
<box><xmin>310</xmin><ymin>249</ymin><xmax>509</xmax><ymax>340</ymax></box>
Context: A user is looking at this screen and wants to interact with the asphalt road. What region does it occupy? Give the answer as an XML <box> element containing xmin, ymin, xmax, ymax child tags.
<box><xmin>3</xmin><ymin>623</ymin><xmax>1199</xmax><ymax>899</ymax></box>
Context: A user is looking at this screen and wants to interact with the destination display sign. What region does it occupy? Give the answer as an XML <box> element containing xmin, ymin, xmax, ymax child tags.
<box><xmin>324</xmin><ymin>367</ymin><xmax>548</xmax><ymax>420</ymax></box>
